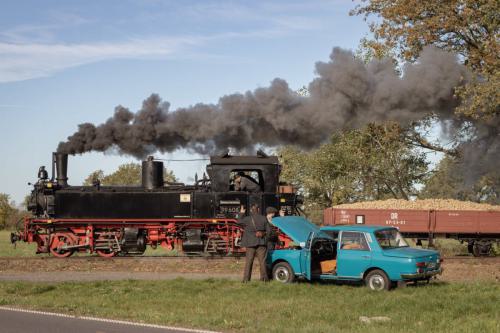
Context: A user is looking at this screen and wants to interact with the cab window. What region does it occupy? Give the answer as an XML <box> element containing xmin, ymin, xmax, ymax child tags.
<box><xmin>340</xmin><ymin>231</ymin><xmax>369</xmax><ymax>251</ymax></box>
<box><xmin>230</xmin><ymin>170</ymin><xmax>263</xmax><ymax>192</ymax></box>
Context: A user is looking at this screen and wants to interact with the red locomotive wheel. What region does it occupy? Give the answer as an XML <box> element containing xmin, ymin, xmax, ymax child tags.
<box><xmin>49</xmin><ymin>233</ymin><xmax>75</xmax><ymax>258</ymax></box>
<box><xmin>96</xmin><ymin>249</ymin><xmax>117</xmax><ymax>258</ymax></box>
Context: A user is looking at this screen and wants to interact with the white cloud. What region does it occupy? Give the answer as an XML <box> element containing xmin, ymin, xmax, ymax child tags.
<box><xmin>0</xmin><ymin>2</ymin><xmax>326</xmax><ymax>83</ymax></box>
<box><xmin>0</xmin><ymin>36</ymin><xmax>199</xmax><ymax>83</ymax></box>
<box><xmin>0</xmin><ymin>24</ymin><xmax>304</xmax><ymax>83</ymax></box>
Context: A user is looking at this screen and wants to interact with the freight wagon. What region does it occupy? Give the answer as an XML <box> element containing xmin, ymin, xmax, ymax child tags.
<box><xmin>323</xmin><ymin>207</ymin><xmax>500</xmax><ymax>256</ymax></box>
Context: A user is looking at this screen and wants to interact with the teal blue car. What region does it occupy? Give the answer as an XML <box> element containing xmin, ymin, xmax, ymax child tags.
<box><xmin>268</xmin><ymin>216</ymin><xmax>443</xmax><ymax>290</ymax></box>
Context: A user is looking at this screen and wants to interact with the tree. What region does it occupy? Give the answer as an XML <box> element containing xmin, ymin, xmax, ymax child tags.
<box><xmin>0</xmin><ymin>193</ymin><xmax>15</xmax><ymax>229</ymax></box>
<box><xmin>83</xmin><ymin>163</ymin><xmax>176</xmax><ymax>186</ymax></box>
<box><xmin>83</xmin><ymin>170</ymin><xmax>105</xmax><ymax>186</ymax></box>
<box><xmin>102</xmin><ymin>163</ymin><xmax>142</xmax><ymax>186</ymax></box>
<box><xmin>278</xmin><ymin>122</ymin><xmax>429</xmax><ymax>214</ymax></box>
<box><xmin>420</xmin><ymin>156</ymin><xmax>500</xmax><ymax>204</ymax></box>
<box><xmin>351</xmin><ymin>0</ymin><xmax>499</xmax><ymax>199</ymax></box>
<box><xmin>351</xmin><ymin>0</ymin><xmax>499</xmax><ymax>120</ymax></box>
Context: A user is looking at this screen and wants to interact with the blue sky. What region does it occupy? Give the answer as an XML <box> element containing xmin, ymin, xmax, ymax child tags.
<box><xmin>0</xmin><ymin>0</ymin><xmax>369</xmax><ymax>205</ymax></box>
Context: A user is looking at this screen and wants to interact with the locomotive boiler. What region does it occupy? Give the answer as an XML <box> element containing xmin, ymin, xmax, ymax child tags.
<box><xmin>13</xmin><ymin>152</ymin><xmax>301</xmax><ymax>257</ymax></box>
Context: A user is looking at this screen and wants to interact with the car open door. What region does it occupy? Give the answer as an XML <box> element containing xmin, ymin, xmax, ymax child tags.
<box><xmin>337</xmin><ymin>231</ymin><xmax>372</xmax><ymax>279</ymax></box>
<box><xmin>300</xmin><ymin>231</ymin><xmax>314</xmax><ymax>280</ymax></box>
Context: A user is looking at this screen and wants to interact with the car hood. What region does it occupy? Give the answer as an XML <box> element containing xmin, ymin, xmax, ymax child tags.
<box><xmin>271</xmin><ymin>216</ymin><xmax>332</xmax><ymax>244</ymax></box>
<box><xmin>383</xmin><ymin>247</ymin><xmax>439</xmax><ymax>259</ymax></box>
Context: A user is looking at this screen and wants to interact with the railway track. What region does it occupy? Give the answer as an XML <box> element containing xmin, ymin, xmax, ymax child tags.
<box><xmin>0</xmin><ymin>255</ymin><xmax>244</xmax><ymax>261</ymax></box>
<box><xmin>0</xmin><ymin>255</ymin><xmax>497</xmax><ymax>262</ymax></box>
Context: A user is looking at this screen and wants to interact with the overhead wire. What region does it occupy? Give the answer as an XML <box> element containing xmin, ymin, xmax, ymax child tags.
<box><xmin>154</xmin><ymin>158</ymin><xmax>209</xmax><ymax>162</ymax></box>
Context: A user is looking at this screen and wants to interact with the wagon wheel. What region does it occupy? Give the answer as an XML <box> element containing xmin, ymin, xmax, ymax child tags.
<box><xmin>472</xmin><ymin>242</ymin><xmax>492</xmax><ymax>257</ymax></box>
<box><xmin>49</xmin><ymin>233</ymin><xmax>75</xmax><ymax>258</ymax></box>
<box><xmin>96</xmin><ymin>249</ymin><xmax>117</xmax><ymax>258</ymax></box>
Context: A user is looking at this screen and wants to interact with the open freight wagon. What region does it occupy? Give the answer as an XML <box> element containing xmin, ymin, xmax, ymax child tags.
<box><xmin>323</xmin><ymin>207</ymin><xmax>500</xmax><ymax>256</ymax></box>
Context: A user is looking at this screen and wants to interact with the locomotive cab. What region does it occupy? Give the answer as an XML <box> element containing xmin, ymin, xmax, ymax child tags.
<box><xmin>205</xmin><ymin>153</ymin><xmax>296</xmax><ymax>217</ymax></box>
<box><xmin>206</xmin><ymin>154</ymin><xmax>280</xmax><ymax>193</ymax></box>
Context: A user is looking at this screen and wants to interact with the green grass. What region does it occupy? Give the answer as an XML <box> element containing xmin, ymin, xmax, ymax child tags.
<box><xmin>406</xmin><ymin>238</ymin><xmax>470</xmax><ymax>256</ymax></box>
<box><xmin>409</xmin><ymin>238</ymin><xmax>499</xmax><ymax>257</ymax></box>
<box><xmin>0</xmin><ymin>279</ymin><xmax>498</xmax><ymax>332</ymax></box>
<box><xmin>433</xmin><ymin>238</ymin><xmax>470</xmax><ymax>256</ymax></box>
<box><xmin>0</xmin><ymin>230</ymin><xmax>37</xmax><ymax>257</ymax></box>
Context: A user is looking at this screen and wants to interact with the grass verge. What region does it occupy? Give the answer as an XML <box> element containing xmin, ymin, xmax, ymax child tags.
<box><xmin>0</xmin><ymin>230</ymin><xmax>37</xmax><ymax>257</ymax></box>
<box><xmin>0</xmin><ymin>279</ymin><xmax>498</xmax><ymax>332</ymax></box>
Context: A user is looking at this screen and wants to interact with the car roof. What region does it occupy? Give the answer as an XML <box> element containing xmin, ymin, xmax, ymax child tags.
<box><xmin>320</xmin><ymin>224</ymin><xmax>395</xmax><ymax>232</ymax></box>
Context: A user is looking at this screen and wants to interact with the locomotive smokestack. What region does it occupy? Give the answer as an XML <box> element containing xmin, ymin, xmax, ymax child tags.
<box><xmin>54</xmin><ymin>152</ymin><xmax>68</xmax><ymax>187</ymax></box>
<box><xmin>142</xmin><ymin>156</ymin><xmax>164</xmax><ymax>190</ymax></box>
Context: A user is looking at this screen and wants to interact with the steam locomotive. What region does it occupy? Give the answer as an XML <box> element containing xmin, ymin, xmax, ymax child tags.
<box><xmin>12</xmin><ymin>152</ymin><xmax>301</xmax><ymax>257</ymax></box>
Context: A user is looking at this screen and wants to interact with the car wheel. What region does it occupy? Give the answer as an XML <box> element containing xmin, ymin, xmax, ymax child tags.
<box><xmin>365</xmin><ymin>269</ymin><xmax>390</xmax><ymax>291</ymax></box>
<box><xmin>272</xmin><ymin>262</ymin><xmax>296</xmax><ymax>283</ymax></box>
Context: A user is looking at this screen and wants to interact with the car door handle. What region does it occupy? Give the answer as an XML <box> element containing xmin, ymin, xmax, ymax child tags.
<box><xmin>361</xmin><ymin>255</ymin><xmax>371</xmax><ymax>259</ymax></box>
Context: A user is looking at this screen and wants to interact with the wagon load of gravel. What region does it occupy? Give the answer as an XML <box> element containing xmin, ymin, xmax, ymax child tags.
<box><xmin>333</xmin><ymin>199</ymin><xmax>500</xmax><ymax>211</ymax></box>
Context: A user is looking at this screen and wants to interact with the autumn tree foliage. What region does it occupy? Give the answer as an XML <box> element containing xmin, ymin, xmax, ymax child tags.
<box><xmin>0</xmin><ymin>193</ymin><xmax>27</xmax><ymax>230</ymax></box>
<box><xmin>351</xmin><ymin>0</ymin><xmax>499</xmax><ymax>120</ymax></box>
<box><xmin>0</xmin><ymin>194</ymin><xmax>14</xmax><ymax>229</ymax></box>
<box><xmin>350</xmin><ymin>0</ymin><xmax>499</xmax><ymax>203</ymax></box>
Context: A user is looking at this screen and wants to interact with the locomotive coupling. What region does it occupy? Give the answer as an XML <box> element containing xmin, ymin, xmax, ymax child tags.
<box><xmin>10</xmin><ymin>232</ymin><xmax>19</xmax><ymax>244</ymax></box>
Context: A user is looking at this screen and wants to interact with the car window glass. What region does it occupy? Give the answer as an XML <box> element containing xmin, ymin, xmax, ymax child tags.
<box><xmin>375</xmin><ymin>229</ymin><xmax>409</xmax><ymax>249</ymax></box>
<box><xmin>365</xmin><ymin>233</ymin><xmax>373</xmax><ymax>243</ymax></box>
<box><xmin>340</xmin><ymin>231</ymin><xmax>369</xmax><ymax>251</ymax></box>
<box><xmin>323</xmin><ymin>230</ymin><xmax>339</xmax><ymax>242</ymax></box>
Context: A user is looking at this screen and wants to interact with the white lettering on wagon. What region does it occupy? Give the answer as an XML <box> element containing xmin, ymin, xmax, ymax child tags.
<box><xmin>385</xmin><ymin>212</ymin><xmax>406</xmax><ymax>225</ymax></box>
<box><xmin>339</xmin><ymin>210</ymin><xmax>351</xmax><ymax>223</ymax></box>
<box><xmin>385</xmin><ymin>220</ymin><xmax>406</xmax><ymax>225</ymax></box>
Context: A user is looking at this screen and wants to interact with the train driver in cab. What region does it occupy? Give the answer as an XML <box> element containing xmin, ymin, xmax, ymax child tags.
<box><xmin>234</xmin><ymin>171</ymin><xmax>260</xmax><ymax>192</ymax></box>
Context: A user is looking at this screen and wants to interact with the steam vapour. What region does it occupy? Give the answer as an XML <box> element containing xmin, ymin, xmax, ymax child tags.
<box><xmin>58</xmin><ymin>47</ymin><xmax>468</xmax><ymax>158</ymax></box>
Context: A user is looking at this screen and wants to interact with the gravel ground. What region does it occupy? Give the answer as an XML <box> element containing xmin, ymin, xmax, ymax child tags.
<box><xmin>0</xmin><ymin>256</ymin><xmax>498</xmax><ymax>283</ymax></box>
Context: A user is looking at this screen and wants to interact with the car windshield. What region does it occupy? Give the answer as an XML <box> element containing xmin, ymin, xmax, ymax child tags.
<box><xmin>375</xmin><ymin>229</ymin><xmax>409</xmax><ymax>249</ymax></box>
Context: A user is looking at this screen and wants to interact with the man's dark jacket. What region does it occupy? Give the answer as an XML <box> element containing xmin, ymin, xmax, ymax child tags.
<box><xmin>236</xmin><ymin>177</ymin><xmax>260</xmax><ymax>192</ymax></box>
<box><xmin>237</xmin><ymin>213</ymin><xmax>271</xmax><ymax>247</ymax></box>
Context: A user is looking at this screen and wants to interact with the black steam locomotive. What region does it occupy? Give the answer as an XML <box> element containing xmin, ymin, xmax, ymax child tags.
<box><xmin>16</xmin><ymin>152</ymin><xmax>301</xmax><ymax>257</ymax></box>
<box><xmin>29</xmin><ymin>152</ymin><xmax>301</xmax><ymax>219</ymax></box>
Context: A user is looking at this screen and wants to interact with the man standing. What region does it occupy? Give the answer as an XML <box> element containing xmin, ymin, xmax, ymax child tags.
<box><xmin>237</xmin><ymin>203</ymin><xmax>270</xmax><ymax>282</ymax></box>
<box><xmin>264</xmin><ymin>207</ymin><xmax>284</xmax><ymax>250</ymax></box>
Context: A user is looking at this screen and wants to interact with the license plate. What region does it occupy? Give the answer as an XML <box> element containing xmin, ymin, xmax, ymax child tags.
<box><xmin>428</xmin><ymin>262</ymin><xmax>436</xmax><ymax>269</ymax></box>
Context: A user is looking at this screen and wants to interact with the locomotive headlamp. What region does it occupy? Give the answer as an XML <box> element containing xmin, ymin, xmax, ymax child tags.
<box><xmin>46</xmin><ymin>182</ymin><xmax>53</xmax><ymax>188</ymax></box>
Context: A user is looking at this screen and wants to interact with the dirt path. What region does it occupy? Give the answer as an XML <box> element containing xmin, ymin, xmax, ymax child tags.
<box><xmin>0</xmin><ymin>256</ymin><xmax>498</xmax><ymax>283</ymax></box>
<box><xmin>0</xmin><ymin>271</ymin><xmax>240</xmax><ymax>282</ymax></box>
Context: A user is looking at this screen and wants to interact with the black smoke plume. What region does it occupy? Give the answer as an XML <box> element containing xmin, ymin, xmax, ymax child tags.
<box><xmin>58</xmin><ymin>46</ymin><xmax>469</xmax><ymax>158</ymax></box>
<box><xmin>456</xmin><ymin>120</ymin><xmax>500</xmax><ymax>187</ymax></box>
